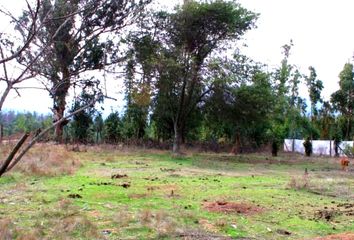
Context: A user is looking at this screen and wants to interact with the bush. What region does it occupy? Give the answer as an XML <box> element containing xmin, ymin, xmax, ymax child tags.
<box><xmin>342</xmin><ymin>144</ymin><xmax>354</xmax><ymax>157</ymax></box>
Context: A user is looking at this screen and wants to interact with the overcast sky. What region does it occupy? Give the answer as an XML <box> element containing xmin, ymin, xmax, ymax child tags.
<box><xmin>1</xmin><ymin>0</ymin><xmax>354</xmax><ymax>115</ymax></box>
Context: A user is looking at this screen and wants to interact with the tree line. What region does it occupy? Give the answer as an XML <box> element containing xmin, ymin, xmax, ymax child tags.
<box><xmin>0</xmin><ymin>0</ymin><xmax>353</xmax><ymax>155</ymax></box>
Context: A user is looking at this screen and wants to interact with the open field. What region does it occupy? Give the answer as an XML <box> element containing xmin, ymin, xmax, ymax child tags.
<box><xmin>0</xmin><ymin>144</ymin><xmax>353</xmax><ymax>239</ymax></box>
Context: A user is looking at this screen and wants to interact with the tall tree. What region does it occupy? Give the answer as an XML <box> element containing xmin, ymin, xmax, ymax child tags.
<box><xmin>17</xmin><ymin>0</ymin><xmax>151</xmax><ymax>141</ymax></box>
<box><xmin>306</xmin><ymin>66</ymin><xmax>323</xmax><ymax>120</ymax></box>
<box><xmin>318</xmin><ymin>101</ymin><xmax>335</xmax><ymax>139</ymax></box>
<box><xmin>152</xmin><ymin>0</ymin><xmax>257</xmax><ymax>154</ymax></box>
<box><xmin>122</xmin><ymin>34</ymin><xmax>158</xmax><ymax>140</ymax></box>
<box><xmin>331</xmin><ymin>63</ymin><xmax>354</xmax><ymax>140</ymax></box>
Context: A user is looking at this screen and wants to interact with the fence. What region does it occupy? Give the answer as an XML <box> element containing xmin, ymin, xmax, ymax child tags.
<box><xmin>283</xmin><ymin>139</ymin><xmax>353</xmax><ymax>157</ymax></box>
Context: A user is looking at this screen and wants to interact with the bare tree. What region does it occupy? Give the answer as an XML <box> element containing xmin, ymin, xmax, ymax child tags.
<box><xmin>0</xmin><ymin>0</ymin><xmax>41</xmax><ymax>111</ymax></box>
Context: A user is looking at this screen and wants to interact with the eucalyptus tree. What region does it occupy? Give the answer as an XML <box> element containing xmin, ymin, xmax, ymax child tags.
<box><xmin>16</xmin><ymin>0</ymin><xmax>151</xmax><ymax>141</ymax></box>
<box><xmin>270</xmin><ymin>41</ymin><xmax>312</xmax><ymax>146</ymax></box>
<box><xmin>151</xmin><ymin>1</ymin><xmax>257</xmax><ymax>154</ymax></box>
<box><xmin>122</xmin><ymin>34</ymin><xmax>158</xmax><ymax>140</ymax></box>
<box><xmin>306</xmin><ymin>66</ymin><xmax>323</xmax><ymax>120</ymax></box>
<box><xmin>331</xmin><ymin>63</ymin><xmax>354</xmax><ymax>140</ymax></box>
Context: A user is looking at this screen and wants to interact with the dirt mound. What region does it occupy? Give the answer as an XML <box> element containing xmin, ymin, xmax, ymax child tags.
<box><xmin>202</xmin><ymin>201</ymin><xmax>262</xmax><ymax>215</ymax></box>
<box><xmin>313</xmin><ymin>232</ymin><xmax>354</xmax><ymax>240</ymax></box>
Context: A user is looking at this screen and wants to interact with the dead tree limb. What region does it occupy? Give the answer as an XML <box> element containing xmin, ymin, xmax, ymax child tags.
<box><xmin>0</xmin><ymin>133</ymin><xmax>29</xmax><ymax>177</ymax></box>
<box><xmin>1</xmin><ymin>94</ymin><xmax>103</xmax><ymax>175</ymax></box>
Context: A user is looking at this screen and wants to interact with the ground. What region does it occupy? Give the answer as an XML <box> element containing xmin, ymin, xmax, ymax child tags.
<box><xmin>0</xmin><ymin>144</ymin><xmax>353</xmax><ymax>239</ymax></box>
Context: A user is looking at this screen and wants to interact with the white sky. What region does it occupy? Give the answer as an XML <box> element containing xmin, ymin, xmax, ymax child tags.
<box><xmin>1</xmin><ymin>0</ymin><xmax>354</xmax><ymax>115</ymax></box>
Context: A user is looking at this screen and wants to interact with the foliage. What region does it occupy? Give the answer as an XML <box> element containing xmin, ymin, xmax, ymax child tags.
<box><xmin>151</xmin><ymin>1</ymin><xmax>257</xmax><ymax>153</ymax></box>
<box><xmin>16</xmin><ymin>0</ymin><xmax>152</xmax><ymax>141</ymax></box>
<box><xmin>306</xmin><ymin>66</ymin><xmax>323</xmax><ymax>118</ymax></box>
<box><xmin>0</xmin><ymin>111</ymin><xmax>52</xmax><ymax>136</ymax></box>
<box><xmin>93</xmin><ymin>114</ymin><xmax>104</xmax><ymax>143</ymax></box>
<box><xmin>341</xmin><ymin>144</ymin><xmax>353</xmax><ymax>157</ymax></box>
<box><xmin>103</xmin><ymin>112</ymin><xmax>122</xmax><ymax>143</ymax></box>
<box><xmin>331</xmin><ymin>63</ymin><xmax>354</xmax><ymax>140</ymax></box>
<box><xmin>67</xmin><ymin>97</ymin><xmax>94</xmax><ymax>144</ymax></box>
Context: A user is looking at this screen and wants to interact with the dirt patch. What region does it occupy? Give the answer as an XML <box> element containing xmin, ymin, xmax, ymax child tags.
<box><xmin>313</xmin><ymin>232</ymin><xmax>354</xmax><ymax>240</ymax></box>
<box><xmin>314</xmin><ymin>203</ymin><xmax>354</xmax><ymax>221</ymax></box>
<box><xmin>202</xmin><ymin>201</ymin><xmax>263</xmax><ymax>215</ymax></box>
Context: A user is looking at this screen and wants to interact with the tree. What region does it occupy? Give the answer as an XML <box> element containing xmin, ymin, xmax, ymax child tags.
<box><xmin>0</xmin><ymin>0</ymin><xmax>41</xmax><ymax>112</ymax></box>
<box><xmin>151</xmin><ymin>1</ymin><xmax>257</xmax><ymax>154</ymax></box>
<box><xmin>122</xmin><ymin>34</ymin><xmax>158</xmax><ymax>140</ymax></box>
<box><xmin>331</xmin><ymin>63</ymin><xmax>354</xmax><ymax>140</ymax></box>
<box><xmin>204</xmin><ymin>69</ymin><xmax>275</xmax><ymax>152</ymax></box>
<box><xmin>69</xmin><ymin>91</ymin><xmax>96</xmax><ymax>143</ymax></box>
<box><xmin>270</xmin><ymin>41</ymin><xmax>312</xmax><ymax>150</ymax></box>
<box><xmin>306</xmin><ymin>66</ymin><xmax>323</xmax><ymax>121</ymax></box>
<box><xmin>103</xmin><ymin>112</ymin><xmax>122</xmax><ymax>143</ymax></box>
<box><xmin>317</xmin><ymin>101</ymin><xmax>335</xmax><ymax>139</ymax></box>
<box><xmin>16</xmin><ymin>0</ymin><xmax>151</xmax><ymax>142</ymax></box>
<box><xmin>93</xmin><ymin>114</ymin><xmax>104</xmax><ymax>143</ymax></box>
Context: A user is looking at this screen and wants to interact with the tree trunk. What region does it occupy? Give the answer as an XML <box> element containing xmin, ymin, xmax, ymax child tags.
<box><xmin>52</xmin><ymin>69</ymin><xmax>71</xmax><ymax>142</ymax></box>
<box><xmin>346</xmin><ymin>116</ymin><xmax>351</xmax><ymax>140</ymax></box>
<box><xmin>53</xmin><ymin>96</ymin><xmax>68</xmax><ymax>142</ymax></box>
<box><xmin>231</xmin><ymin>132</ymin><xmax>241</xmax><ymax>154</ymax></box>
<box><xmin>173</xmin><ymin>122</ymin><xmax>182</xmax><ymax>154</ymax></box>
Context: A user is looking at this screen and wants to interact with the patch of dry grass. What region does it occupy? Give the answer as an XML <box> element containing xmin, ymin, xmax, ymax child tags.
<box><xmin>138</xmin><ymin>209</ymin><xmax>177</xmax><ymax>237</ymax></box>
<box><xmin>287</xmin><ymin>174</ymin><xmax>311</xmax><ymax>190</ymax></box>
<box><xmin>0</xmin><ymin>218</ymin><xmax>40</xmax><ymax>240</ymax></box>
<box><xmin>0</xmin><ymin>218</ymin><xmax>13</xmax><ymax>240</ymax></box>
<box><xmin>4</xmin><ymin>144</ymin><xmax>82</xmax><ymax>177</ymax></box>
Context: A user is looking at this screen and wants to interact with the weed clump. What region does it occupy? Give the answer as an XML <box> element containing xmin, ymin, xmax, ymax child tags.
<box><xmin>287</xmin><ymin>170</ymin><xmax>310</xmax><ymax>190</ymax></box>
<box><xmin>139</xmin><ymin>209</ymin><xmax>177</xmax><ymax>237</ymax></box>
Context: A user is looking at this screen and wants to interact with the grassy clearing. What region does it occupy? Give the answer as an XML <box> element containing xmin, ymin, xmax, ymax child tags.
<box><xmin>0</xmin><ymin>144</ymin><xmax>353</xmax><ymax>239</ymax></box>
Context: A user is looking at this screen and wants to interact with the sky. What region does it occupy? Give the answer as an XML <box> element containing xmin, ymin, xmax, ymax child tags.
<box><xmin>1</xmin><ymin>0</ymin><xmax>354</xmax><ymax>115</ymax></box>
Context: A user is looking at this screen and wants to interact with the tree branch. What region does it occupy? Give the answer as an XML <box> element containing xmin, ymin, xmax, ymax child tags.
<box><xmin>4</xmin><ymin>93</ymin><xmax>104</xmax><ymax>174</ymax></box>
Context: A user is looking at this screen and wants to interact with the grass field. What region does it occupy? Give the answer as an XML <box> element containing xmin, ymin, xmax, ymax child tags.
<box><xmin>0</xmin><ymin>144</ymin><xmax>353</xmax><ymax>239</ymax></box>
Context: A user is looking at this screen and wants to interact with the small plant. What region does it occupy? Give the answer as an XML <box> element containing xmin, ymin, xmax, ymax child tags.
<box><xmin>287</xmin><ymin>171</ymin><xmax>310</xmax><ymax>190</ymax></box>
<box><xmin>342</xmin><ymin>144</ymin><xmax>354</xmax><ymax>157</ymax></box>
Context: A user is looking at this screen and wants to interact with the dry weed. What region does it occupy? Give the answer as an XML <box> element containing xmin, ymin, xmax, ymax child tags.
<box><xmin>139</xmin><ymin>209</ymin><xmax>153</xmax><ymax>225</ymax></box>
<box><xmin>138</xmin><ymin>209</ymin><xmax>177</xmax><ymax>237</ymax></box>
<box><xmin>13</xmin><ymin>144</ymin><xmax>81</xmax><ymax>176</ymax></box>
<box><xmin>0</xmin><ymin>219</ymin><xmax>40</xmax><ymax>240</ymax></box>
<box><xmin>112</xmin><ymin>210</ymin><xmax>134</xmax><ymax>227</ymax></box>
<box><xmin>0</xmin><ymin>219</ymin><xmax>13</xmax><ymax>240</ymax></box>
<box><xmin>58</xmin><ymin>216</ymin><xmax>99</xmax><ymax>238</ymax></box>
<box><xmin>287</xmin><ymin>174</ymin><xmax>310</xmax><ymax>190</ymax></box>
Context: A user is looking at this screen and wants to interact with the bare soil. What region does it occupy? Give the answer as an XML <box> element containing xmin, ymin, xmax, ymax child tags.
<box><xmin>313</xmin><ymin>232</ymin><xmax>354</xmax><ymax>240</ymax></box>
<box><xmin>202</xmin><ymin>201</ymin><xmax>263</xmax><ymax>215</ymax></box>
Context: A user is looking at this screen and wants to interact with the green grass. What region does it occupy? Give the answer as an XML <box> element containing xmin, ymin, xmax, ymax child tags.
<box><xmin>0</xmin><ymin>147</ymin><xmax>353</xmax><ymax>239</ymax></box>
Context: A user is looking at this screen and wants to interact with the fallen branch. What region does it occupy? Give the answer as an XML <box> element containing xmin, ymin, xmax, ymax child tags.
<box><xmin>1</xmin><ymin>93</ymin><xmax>103</xmax><ymax>176</ymax></box>
<box><xmin>0</xmin><ymin>133</ymin><xmax>29</xmax><ymax>177</ymax></box>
